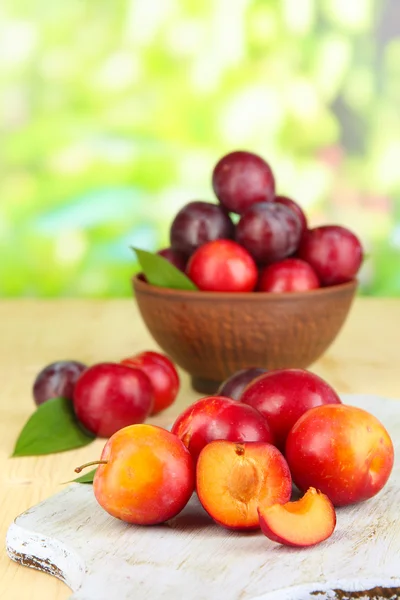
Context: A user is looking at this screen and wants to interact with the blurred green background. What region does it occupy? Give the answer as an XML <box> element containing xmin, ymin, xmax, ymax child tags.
<box><xmin>1</xmin><ymin>0</ymin><xmax>399</xmax><ymax>297</ymax></box>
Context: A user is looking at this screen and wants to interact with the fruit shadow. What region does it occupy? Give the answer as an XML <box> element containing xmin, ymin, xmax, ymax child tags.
<box><xmin>165</xmin><ymin>494</ymin><xmax>217</xmax><ymax>532</ymax></box>
<box><xmin>165</xmin><ymin>495</ymin><xmax>263</xmax><ymax>538</ymax></box>
<box><xmin>166</xmin><ymin>506</ymin><xmax>213</xmax><ymax>531</ymax></box>
<box><xmin>290</xmin><ymin>483</ymin><xmax>302</xmax><ymax>501</ymax></box>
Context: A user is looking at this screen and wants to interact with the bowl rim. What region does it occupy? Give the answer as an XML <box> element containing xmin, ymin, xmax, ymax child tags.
<box><xmin>132</xmin><ymin>274</ymin><xmax>358</xmax><ymax>301</ymax></box>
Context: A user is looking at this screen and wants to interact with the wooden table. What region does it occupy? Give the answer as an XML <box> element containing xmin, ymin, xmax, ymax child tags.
<box><xmin>1</xmin><ymin>298</ymin><xmax>399</xmax><ymax>600</ymax></box>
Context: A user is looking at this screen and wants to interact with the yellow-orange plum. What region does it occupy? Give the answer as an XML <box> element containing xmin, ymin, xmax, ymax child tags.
<box><xmin>196</xmin><ymin>440</ymin><xmax>292</xmax><ymax>530</ymax></box>
<box><xmin>92</xmin><ymin>424</ymin><xmax>195</xmax><ymax>524</ymax></box>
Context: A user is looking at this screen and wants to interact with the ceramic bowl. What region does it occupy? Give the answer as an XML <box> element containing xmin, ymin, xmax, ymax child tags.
<box><xmin>132</xmin><ymin>276</ymin><xmax>357</xmax><ymax>394</ymax></box>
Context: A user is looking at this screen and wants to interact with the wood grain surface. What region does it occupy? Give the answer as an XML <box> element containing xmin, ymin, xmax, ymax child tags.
<box><xmin>1</xmin><ymin>298</ymin><xmax>399</xmax><ymax>600</ymax></box>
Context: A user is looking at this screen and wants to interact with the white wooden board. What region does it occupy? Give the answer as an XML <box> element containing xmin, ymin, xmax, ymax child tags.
<box><xmin>6</xmin><ymin>395</ymin><xmax>400</xmax><ymax>600</ymax></box>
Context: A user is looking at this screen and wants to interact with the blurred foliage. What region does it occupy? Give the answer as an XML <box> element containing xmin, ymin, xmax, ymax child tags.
<box><xmin>0</xmin><ymin>0</ymin><xmax>399</xmax><ymax>296</ymax></box>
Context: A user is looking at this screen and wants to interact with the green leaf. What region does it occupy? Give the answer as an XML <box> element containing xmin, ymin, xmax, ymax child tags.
<box><xmin>12</xmin><ymin>397</ymin><xmax>96</xmax><ymax>457</ymax></box>
<box><xmin>132</xmin><ymin>247</ymin><xmax>198</xmax><ymax>291</ymax></box>
<box><xmin>69</xmin><ymin>468</ymin><xmax>97</xmax><ymax>484</ymax></box>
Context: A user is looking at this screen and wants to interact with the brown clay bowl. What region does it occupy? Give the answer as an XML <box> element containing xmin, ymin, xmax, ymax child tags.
<box><xmin>132</xmin><ymin>276</ymin><xmax>357</xmax><ymax>394</ymax></box>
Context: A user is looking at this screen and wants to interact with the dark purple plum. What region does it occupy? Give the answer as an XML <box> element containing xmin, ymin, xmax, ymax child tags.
<box><xmin>33</xmin><ymin>360</ymin><xmax>87</xmax><ymax>406</ymax></box>
<box><xmin>212</xmin><ymin>151</ymin><xmax>275</xmax><ymax>214</ymax></box>
<box><xmin>170</xmin><ymin>201</ymin><xmax>234</xmax><ymax>258</ymax></box>
<box><xmin>157</xmin><ymin>247</ymin><xmax>187</xmax><ymax>271</ymax></box>
<box><xmin>274</xmin><ymin>195</ymin><xmax>307</xmax><ymax>236</ymax></box>
<box><xmin>217</xmin><ymin>368</ymin><xmax>268</xmax><ymax>401</ymax></box>
<box><xmin>236</xmin><ymin>202</ymin><xmax>302</xmax><ymax>264</ymax></box>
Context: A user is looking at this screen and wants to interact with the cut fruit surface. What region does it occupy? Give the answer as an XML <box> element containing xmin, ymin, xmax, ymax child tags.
<box><xmin>258</xmin><ymin>487</ymin><xmax>336</xmax><ymax>547</ymax></box>
<box><xmin>196</xmin><ymin>440</ymin><xmax>292</xmax><ymax>530</ymax></box>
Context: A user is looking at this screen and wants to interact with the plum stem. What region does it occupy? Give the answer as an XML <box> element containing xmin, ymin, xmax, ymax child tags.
<box><xmin>74</xmin><ymin>460</ymin><xmax>108</xmax><ymax>473</ymax></box>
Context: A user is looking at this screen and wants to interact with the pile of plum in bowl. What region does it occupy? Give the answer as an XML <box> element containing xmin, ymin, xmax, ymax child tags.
<box><xmin>133</xmin><ymin>150</ymin><xmax>363</xmax><ymax>393</ymax></box>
